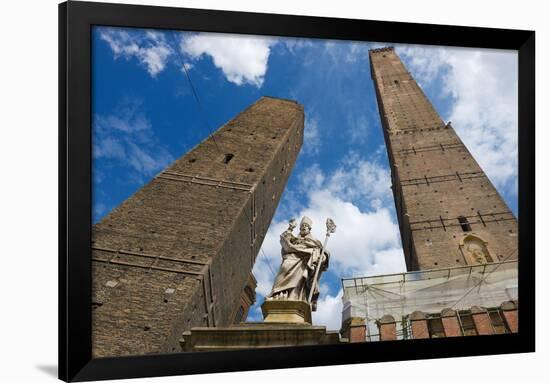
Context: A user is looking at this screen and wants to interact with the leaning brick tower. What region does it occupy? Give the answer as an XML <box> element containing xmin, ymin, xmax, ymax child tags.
<box><xmin>369</xmin><ymin>47</ymin><xmax>517</xmax><ymax>271</ymax></box>
<box><xmin>91</xmin><ymin>96</ymin><xmax>304</xmax><ymax>357</ymax></box>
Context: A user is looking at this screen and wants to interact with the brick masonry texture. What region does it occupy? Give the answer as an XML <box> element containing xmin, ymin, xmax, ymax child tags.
<box><xmin>441</xmin><ymin>309</ymin><xmax>462</xmax><ymax>337</ymax></box>
<box><xmin>471</xmin><ymin>306</ymin><xmax>495</xmax><ymax>335</ymax></box>
<box><xmin>501</xmin><ymin>301</ymin><xmax>519</xmax><ymax>333</ymax></box>
<box><xmin>340</xmin><ymin>317</ymin><xmax>366</xmax><ymax>342</ymax></box>
<box><xmin>409</xmin><ymin>311</ymin><xmax>430</xmax><ymax>339</ymax></box>
<box><xmin>91</xmin><ymin>97</ymin><xmax>304</xmax><ymax>357</ymax></box>
<box><xmin>378</xmin><ymin>315</ymin><xmax>397</xmax><ymax>341</ymax></box>
<box><xmin>369</xmin><ymin>48</ymin><xmax>518</xmax><ymax>271</ymax></box>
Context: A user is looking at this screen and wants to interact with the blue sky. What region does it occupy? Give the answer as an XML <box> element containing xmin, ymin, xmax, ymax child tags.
<box><xmin>92</xmin><ymin>27</ymin><xmax>518</xmax><ymax>329</ymax></box>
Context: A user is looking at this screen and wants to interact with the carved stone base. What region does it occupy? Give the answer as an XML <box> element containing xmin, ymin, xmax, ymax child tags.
<box><xmin>261</xmin><ymin>299</ymin><xmax>312</xmax><ymax>324</ymax></box>
<box><xmin>180</xmin><ymin>322</ymin><xmax>340</xmax><ymax>352</ymax></box>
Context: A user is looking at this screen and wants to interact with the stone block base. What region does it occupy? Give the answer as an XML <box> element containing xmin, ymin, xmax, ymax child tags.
<box><xmin>261</xmin><ymin>299</ymin><xmax>312</xmax><ymax>324</ymax></box>
<box><xmin>180</xmin><ymin>322</ymin><xmax>341</xmax><ymax>352</ymax></box>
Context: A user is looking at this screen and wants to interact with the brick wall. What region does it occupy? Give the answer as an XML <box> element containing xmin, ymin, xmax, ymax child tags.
<box><xmin>368</xmin><ymin>302</ymin><xmax>517</xmax><ymax>341</ymax></box>
<box><xmin>92</xmin><ymin>97</ymin><xmax>304</xmax><ymax>357</ymax></box>
<box><xmin>378</xmin><ymin>314</ymin><xmax>397</xmax><ymax>341</ymax></box>
<box><xmin>441</xmin><ymin>308</ymin><xmax>462</xmax><ymax>337</ymax></box>
<box><xmin>501</xmin><ymin>300</ymin><xmax>519</xmax><ymax>333</ymax></box>
<box><xmin>369</xmin><ymin>47</ymin><xmax>517</xmax><ymax>271</ymax></box>
<box><xmin>341</xmin><ymin>317</ymin><xmax>366</xmax><ymax>342</ymax></box>
<box><xmin>230</xmin><ymin>273</ymin><xmax>257</xmax><ymax>324</ymax></box>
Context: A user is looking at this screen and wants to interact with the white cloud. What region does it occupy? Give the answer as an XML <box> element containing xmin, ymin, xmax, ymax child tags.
<box><xmin>93</xmin><ymin>100</ymin><xmax>152</xmax><ymax>137</ymax></box>
<box><xmin>93</xmin><ymin>137</ymin><xmax>126</xmax><ymax>160</ymax></box>
<box><xmin>324</xmin><ymin>152</ymin><xmax>393</xmax><ymax>210</ymax></box>
<box><xmin>93</xmin><ymin>100</ymin><xmax>174</xmax><ymax>181</ymax></box>
<box><xmin>321</xmin><ymin>40</ymin><xmax>385</xmax><ymax>65</ymax></box>
<box><xmin>281</xmin><ymin>38</ymin><xmax>313</xmax><ymax>55</ymax></box>
<box><xmin>99</xmin><ymin>28</ymin><xmax>172</xmax><ymax>77</ymax></box>
<box><xmin>95</xmin><ymin>113</ymin><xmax>151</xmax><ymax>134</ymax></box>
<box><xmin>252</xmin><ymin>157</ymin><xmax>406</xmax><ymax>327</ymax></box>
<box><xmin>303</xmin><ymin>117</ymin><xmax>321</xmax><ymax>155</ymax></box>
<box><xmin>126</xmin><ymin>142</ymin><xmax>173</xmax><ymax>176</ymax></box>
<box><xmin>299</xmin><ymin>190</ymin><xmax>404</xmax><ymax>276</ymax></box>
<box><xmin>180</xmin><ymin>33</ymin><xmax>276</xmax><ymax>87</ymax></box>
<box><xmin>445</xmin><ymin>50</ymin><xmax>518</xmax><ymax>195</ymax></box>
<box><xmin>343</xmin><ymin>41</ymin><xmax>378</xmax><ymax>63</ymax></box>
<box><xmin>297</xmin><ymin>163</ymin><xmax>325</xmax><ymax>193</ymax></box>
<box><xmin>396</xmin><ymin>45</ymin><xmax>518</xmax><ymax>197</ymax></box>
<box><xmin>181</xmin><ymin>62</ymin><xmax>193</xmax><ymax>72</ymax></box>
<box><xmin>312</xmin><ymin>289</ymin><xmax>343</xmax><ymax>330</ymax></box>
<box><xmin>100</xmin><ymin>29</ymin><xmax>278</xmax><ymax>87</ymax></box>
<box><xmin>346</xmin><ymin>113</ymin><xmax>369</xmax><ymax>144</ymax></box>
<box><xmin>395</xmin><ymin>45</ymin><xmax>447</xmax><ymax>87</ymax></box>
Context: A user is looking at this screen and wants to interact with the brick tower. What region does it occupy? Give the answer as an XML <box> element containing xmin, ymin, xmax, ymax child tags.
<box><xmin>91</xmin><ymin>96</ymin><xmax>304</xmax><ymax>357</ymax></box>
<box><xmin>369</xmin><ymin>47</ymin><xmax>517</xmax><ymax>271</ymax></box>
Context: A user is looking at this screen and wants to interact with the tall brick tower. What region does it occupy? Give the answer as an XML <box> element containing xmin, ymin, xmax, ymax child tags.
<box><xmin>92</xmin><ymin>96</ymin><xmax>304</xmax><ymax>357</ymax></box>
<box><xmin>369</xmin><ymin>47</ymin><xmax>517</xmax><ymax>271</ymax></box>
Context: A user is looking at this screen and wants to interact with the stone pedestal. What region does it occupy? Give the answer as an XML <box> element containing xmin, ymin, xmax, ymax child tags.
<box><xmin>179</xmin><ymin>299</ymin><xmax>344</xmax><ymax>352</ymax></box>
<box><xmin>180</xmin><ymin>322</ymin><xmax>340</xmax><ymax>352</ymax></box>
<box><xmin>261</xmin><ymin>299</ymin><xmax>312</xmax><ymax>324</ymax></box>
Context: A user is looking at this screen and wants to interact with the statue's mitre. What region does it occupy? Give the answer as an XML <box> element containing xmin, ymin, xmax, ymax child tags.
<box><xmin>300</xmin><ymin>216</ymin><xmax>313</xmax><ymax>227</ymax></box>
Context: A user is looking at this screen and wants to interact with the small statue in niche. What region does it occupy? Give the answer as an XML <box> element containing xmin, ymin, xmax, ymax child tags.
<box><xmin>463</xmin><ymin>235</ymin><xmax>493</xmax><ymax>265</ymax></box>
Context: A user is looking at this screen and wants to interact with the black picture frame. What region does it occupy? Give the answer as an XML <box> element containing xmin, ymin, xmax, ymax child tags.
<box><xmin>59</xmin><ymin>1</ymin><xmax>535</xmax><ymax>381</ymax></box>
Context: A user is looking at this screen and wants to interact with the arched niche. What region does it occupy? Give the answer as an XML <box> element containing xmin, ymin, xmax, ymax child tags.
<box><xmin>459</xmin><ymin>234</ymin><xmax>494</xmax><ymax>265</ymax></box>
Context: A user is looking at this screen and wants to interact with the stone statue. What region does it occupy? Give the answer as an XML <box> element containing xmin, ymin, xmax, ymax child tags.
<box><xmin>464</xmin><ymin>236</ymin><xmax>493</xmax><ymax>265</ymax></box>
<box><xmin>267</xmin><ymin>216</ymin><xmax>331</xmax><ymax>311</ymax></box>
<box><xmin>472</xmin><ymin>248</ymin><xmax>486</xmax><ymax>264</ymax></box>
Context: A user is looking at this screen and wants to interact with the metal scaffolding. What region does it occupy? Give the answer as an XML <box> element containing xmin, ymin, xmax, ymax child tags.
<box><xmin>341</xmin><ymin>260</ymin><xmax>518</xmax><ymax>341</ymax></box>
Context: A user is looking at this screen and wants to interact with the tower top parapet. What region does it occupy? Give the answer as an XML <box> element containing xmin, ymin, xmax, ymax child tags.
<box><xmin>368</xmin><ymin>46</ymin><xmax>395</xmax><ymax>54</ymax></box>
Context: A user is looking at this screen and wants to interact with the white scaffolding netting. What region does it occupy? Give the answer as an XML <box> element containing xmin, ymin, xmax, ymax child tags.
<box><xmin>342</xmin><ymin>260</ymin><xmax>518</xmax><ymax>340</ymax></box>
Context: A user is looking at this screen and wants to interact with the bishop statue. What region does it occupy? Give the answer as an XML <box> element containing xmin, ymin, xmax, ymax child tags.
<box><xmin>267</xmin><ymin>216</ymin><xmax>334</xmax><ymax>311</ymax></box>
